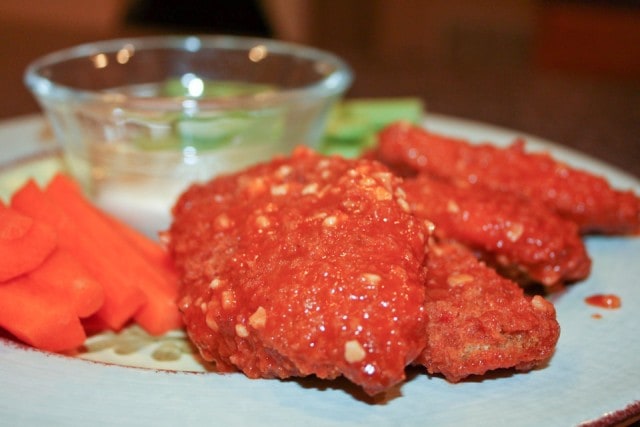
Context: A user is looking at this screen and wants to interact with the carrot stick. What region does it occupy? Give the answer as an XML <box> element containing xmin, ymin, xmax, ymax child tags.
<box><xmin>28</xmin><ymin>248</ymin><xmax>105</xmax><ymax>318</ymax></box>
<box><xmin>10</xmin><ymin>179</ymin><xmax>145</xmax><ymax>331</ymax></box>
<box><xmin>0</xmin><ymin>203</ymin><xmax>57</xmax><ymax>281</ymax></box>
<box><xmin>98</xmin><ymin>208</ymin><xmax>179</xmax><ymax>281</ymax></box>
<box><xmin>0</xmin><ymin>275</ymin><xmax>86</xmax><ymax>352</ymax></box>
<box><xmin>98</xmin><ymin>210</ymin><xmax>183</xmax><ymax>334</ymax></box>
<box><xmin>44</xmin><ymin>174</ymin><xmax>182</xmax><ymax>335</ymax></box>
<box><xmin>83</xmin><ymin>213</ymin><xmax>183</xmax><ymax>334</ymax></box>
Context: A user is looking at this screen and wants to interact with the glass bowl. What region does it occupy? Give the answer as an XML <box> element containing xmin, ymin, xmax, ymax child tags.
<box><xmin>24</xmin><ymin>35</ymin><xmax>353</xmax><ymax>236</ymax></box>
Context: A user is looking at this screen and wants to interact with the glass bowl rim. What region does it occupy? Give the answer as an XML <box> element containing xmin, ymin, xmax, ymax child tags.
<box><xmin>24</xmin><ymin>34</ymin><xmax>354</xmax><ymax>111</ymax></box>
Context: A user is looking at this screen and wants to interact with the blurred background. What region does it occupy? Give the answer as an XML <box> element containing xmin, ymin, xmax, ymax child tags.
<box><xmin>1</xmin><ymin>0</ymin><xmax>639</xmax><ymax>177</ymax></box>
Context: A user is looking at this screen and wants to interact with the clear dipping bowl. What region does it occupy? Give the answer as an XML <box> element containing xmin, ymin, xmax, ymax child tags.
<box><xmin>24</xmin><ymin>35</ymin><xmax>353</xmax><ymax>236</ymax></box>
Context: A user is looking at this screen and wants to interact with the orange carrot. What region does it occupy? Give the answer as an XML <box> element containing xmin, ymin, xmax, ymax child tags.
<box><xmin>98</xmin><ymin>208</ymin><xmax>179</xmax><ymax>281</ymax></box>
<box><xmin>0</xmin><ymin>275</ymin><xmax>87</xmax><ymax>352</ymax></box>
<box><xmin>28</xmin><ymin>248</ymin><xmax>105</xmax><ymax>318</ymax></box>
<box><xmin>0</xmin><ymin>203</ymin><xmax>57</xmax><ymax>281</ymax></box>
<box><xmin>44</xmin><ymin>174</ymin><xmax>182</xmax><ymax>335</ymax></box>
<box><xmin>10</xmin><ymin>179</ymin><xmax>146</xmax><ymax>331</ymax></box>
<box><xmin>98</xmin><ymin>209</ymin><xmax>183</xmax><ymax>333</ymax></box>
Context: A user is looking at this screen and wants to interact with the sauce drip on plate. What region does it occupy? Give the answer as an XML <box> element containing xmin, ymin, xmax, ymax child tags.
<box><xmin>585</xmin><ymin>294</ymin><xmax>621</xmax><ymax>309</ymax></box>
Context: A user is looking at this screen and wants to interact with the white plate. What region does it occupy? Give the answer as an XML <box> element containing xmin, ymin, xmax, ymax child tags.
<box><xmin>1</xmin><ymin>114</ymin><xmax>639</xmax><ymax>427</ymax></box>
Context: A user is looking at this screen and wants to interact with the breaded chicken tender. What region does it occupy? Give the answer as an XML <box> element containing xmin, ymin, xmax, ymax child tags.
<box><xmin>402</xmin><ymin>174</ymin><xmax>591</xmax><ymax>286</ymax></box>
<box><xmin>376</xmin><ymin>122</ymin><xmax>640</xmax><ymax>235</ymax></box>
<box><xmin>417</xmin><ymin>239</ymin><xmax>560</xmax><ymax>382</ymax></box>
<box><xmin>169</xmin><ymin>147</ymin><xmax>430</xmax><ymax>396</ymax></box>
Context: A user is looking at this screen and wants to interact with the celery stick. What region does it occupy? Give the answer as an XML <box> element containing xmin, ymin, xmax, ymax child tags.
<box><xmin>335</xmin><ymin>98</ymin><xmax>424</xmax><ymax>130</ymax></box>
<box><xmin>320</xmin><ymin>98</ymin><xmax>424</xmax><ymax>157</ymax></box>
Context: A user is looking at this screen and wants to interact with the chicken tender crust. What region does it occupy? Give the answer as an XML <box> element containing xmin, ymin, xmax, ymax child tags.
<box><xmin>169</xmin><ymin>147</ymin><xmax>429</xmax><ymax>396</ymax></box>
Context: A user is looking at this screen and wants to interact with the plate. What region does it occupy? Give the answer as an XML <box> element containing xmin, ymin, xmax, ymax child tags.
<box><xmin>1</xmin><ymin>114</ymin><xmax>639</xmax><ymax>427</ymax></box>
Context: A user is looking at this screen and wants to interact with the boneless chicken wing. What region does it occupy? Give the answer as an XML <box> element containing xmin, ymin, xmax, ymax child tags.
<box><xmin>417</xmin><ymin>239</ymin><xmax>560</xmax><ymax>382</ymax></box>
<box><xmin>402</xmin><ymin>174</ymin><xmax>591</xmax><ymax>286</ymax></box>
<box><xmin>169</xmin><ymin>147</ymin><xmax>430</xmax><ymax>396</ymax></box>
<box><xmin>376</xmin><ymin>122</ymin><xmax>640</xmax><ymax>235</ymax></box>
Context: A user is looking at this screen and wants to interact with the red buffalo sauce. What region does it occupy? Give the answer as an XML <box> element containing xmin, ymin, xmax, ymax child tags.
<box><xmin>585</xmin><ymin>294</ymin><xmax>621</xmax><ymax>309</ymax></box>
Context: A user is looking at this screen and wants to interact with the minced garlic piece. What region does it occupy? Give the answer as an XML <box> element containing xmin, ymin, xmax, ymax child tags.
<box><xmin>344</xmin><ymin>339</ymin><xmax>366</xmax><ymax>363</ymax></box>
<box><xmin>221</xmin><ymin>290</ymin><xmax>236</xmax><ymax>310</ymax></box>
<box><xmin>209</xmin><ymin>277</ymin><xmax>222</xmax><ymax>290</ymax></box>
<box><xmin>447</xmin><ymin>200</ymin><xmax>460</xmax><ymax>214</ymax></box>
<box><xmin>215</xmin><ymin>213</ymin><xmax>231</xmax><ymax>230</ymax></box>
<box><xmin>506</xmin><ymin>222</ymin><xmax>524</xmax><ymax>242</ymax></box>
<box><xmin>255</xmin><ymin>215</ymin><xmax>271</xmax><ymax>228</ymax></box>
<box><xmin>323</xmin><ymin>215</ymin><xmax>338</xmax><ymax>227</ymax></box>
<box><xmin>249</xmin><ymin>306</ymin><xmax>267</xmax><ymax>329</ymax></box>
<box><xmin>235</xmin><ymin>324</ymin><xmax>249</xmax><ymax>338</ymax></box>
<box><xmin>447</xmin><ymin>273</ymin><xmax>474</xmax><ymax>286</ymax></box>
<box><xmin>361</xmin><ymin>273</ymin><xmax>381</xmax><ymax>286</ymax></box>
